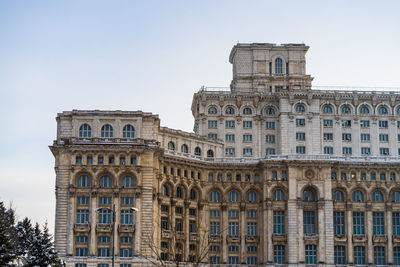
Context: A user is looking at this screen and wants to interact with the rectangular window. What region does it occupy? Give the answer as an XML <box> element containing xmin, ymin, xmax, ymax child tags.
<box><xmin>121</xmin><ymin>197</ymin><xmax>133</xmax><ymax>205</ymax></box>
<box><xmin>87</xmin><ymin>156</ymin><xmax>93</xmax><ymax>164</ymax></box>
<box><xmin>228</xmin><ymin>210</ymin><xmax>239</xmax><ymax>218</ymax></box>
<box><xmin>324</xmin><ymin>146</ymin><xmax>333</xmax><ymax>155</ymax></box>
<box><xmin>98</xmin><ymin>156</ymin><xmax>104</xmax><ymax>164</ymax></box>
<box><xmin>273</xmin><ymin>211</ymin><xmax>285</xmax><ymax>234</ymax></box>
<box><xmin>296</xmin><ymin>119</ymin><xmax>305</xmax><ymax>126</ymax></box>
<box><xmin>189</xmin><ymin>208</ymin><xmax>196</xmax><ymax>216</ymax></box>
<box><xmin>266</xmin><ymin>148</ymin><xmax>276</xmax><ymax>155</ymax></box>
<box><xmin>76</xmin><ymin>236</ymin><xmax>88</xmax><ymax>243</ymax></box>
<box><xmin>361</xmin><ymin>147</ymin><xmax>370</xmax><ymax>155</ymax></box>
<box><xmin>398</xmin><ymin>121</ymin><xmax>400</xmax><ymax>128</ymax></box>
<box><xmin>210</xmin><ymin>210</ymin><xmax>220</xmax><ymax>218</ymax></box>
<box><xmin>76</xmin><ymin>209</ymin><xmax>89</xmax><ymax>224</ymax></box>
<box><xmin>189</xmin><ymin>220</ymin><xmax>196</xmax><ymax>233</ymax></box>
<box><xmin>354</xmin><ymin>246</ymin><xmax>365</xmax><ymax>265</ymax></box>
<box><xmin>247</xmin><ymin>222</ymin><xmax>257</xmax><ymax>236</ymax></box>
<box><xmin>323</xmin><ymin>119</ymin><xmax>333</xmax><ymax>127</ymax></box>
<box><xmin>374</xmin><ymin>246</ymin><xmax>385</xmax><ymax>265</ymax></box>
<box><xmin>161</xmin><ymin>217</ymin><xmax>168</xmax><ymax>230</ymax></box>
<box><xmin>210</xmin><ymin>222</ymin><xmax>220</xmax><ymax>235</ymax></box>
<box><xmin>225</xmin><ymin>134</ymin><xmax>235</xmax><ymax>142</ymax></box>
<box><xmin>228</xmin><ymin>222</ymin><xmax>239</xmax><ymax>236</ymax></box>
<box><xmin>296</xmin><ymin>146</ymin><xmax>306</xmax><ymax>154</ymax></box>
<box><xmin>99</xmin><ymin>197</ymin><xmax>112</xmax><ymax>205</ymax></box>
<box><xmin>175</xmin><ymin>206</ymin><xmax>183</xmax><ymax>214</ymax></box>
<box><xmin>247</xmin><ymin>210</ymin><xmax>258</xmax><ymax>219</ymax></box>
<box><xmin>98</xmin><ymin>248</ymin><xmax>110</xmax><ymax>257</ymax></box>
<box><xmin>360</xmin><ymin>133</ymin><xmax>370</xmax><ymax>141</ymax></box>
<box><xmin>303</xmin><ymin>211</ymin><xmax>315</xmax><ymax>234</ymax></box>
<box><xmin>360</xmin><ymin>120</ymin><xmax>370</xmax><ymax>127</ymax></box>
<box><xmin>225</xmin><ymin>148</ymin><xmax>235</xmax><ymax>156</ymax></box>
<box><xmin>120</xmin><ymin>248</ymin><xmax>132</xmax><ymax>258</ymax></box>
<box><xmin>379</xmin><ymin>134</ymin><xmax>389</xmax><ymax>142</ymax></box>
<box><xmin>296</xmin><ymin>132</ymin><xmax>306</xmax><ymax>141</ymax></box>
<box><xmin>175</xmin><ymin>218</ymin><xmax>183</xmax><ymax>232</ymax></box>
<box><xmin>208</xmin><ymin>120</ymin><xmax>217</xmax><ymax>128</ymax></box>
<box><xmin>266</xmin><ymin>121</ymin><xmax>275</xmax><ymax>129</ymax></box>
<box><xmin>323</xmin><ymin>133</ymin><xmax>333</xmax><ymax>141</ymax></box>
<box><xmin>208</xmin><ymin>133</ymin><xmax>217</xmax><ymax>140</ymax></box>
<box><xmin>209</xmin><ymin>256</ymin><xmax>220</xmax><ymax>264</ymax></box>
<box><xmin>75</xmin><ymin>247</ymin><xmax>88</xmax><ymax>256</ymax></box>
<box><xmin>243</xmin><ymin>121</ymin><xmax>252</xmax><ymax>129</ymax></box>
<box><xmin>225</xmin><ymin>120</ymin><xmax>235</xmax><ymax>128</ymax></box>
<box><xmin>305</xmin><ymin>244</ymin><xmax>317</xmax><ymax>264</ymax></box>
<box><xmin>98</xmin><ymin>210</ymin><xmax>111</xmax><ymax>224</ymax></box>
<box><xmin>334</xmin><ymin>245</ymin><xmax>346</xmax><ymax>265</ymax></box>
<box><xmin>120</xmin><ymin>210</ymin><xmax>133</xmax><ymax>225</ymax></box>
<box><xmin>380</xmin><ymin>147</ymin><xmax>389</xmax><ymax>155</ymax></box>
<box><xmin>342</xmin><ymin>147</ymin><xmax>352</xmax><ymax>155</ymax></box>
<box><xmin>243</xmin><ymin>148</ymin><xmax>253</xmax><ymax>156</ymax></box>
<box><xmin>120</xmin><ymin>236</ymin><xmax>132</xmax><ymax>244</ymax></box>
<box><xmin>77</xmin><ymin>196</ymin><xmax>90</xmax><ymax>205</ymax></box>
<box><xmin>334</xmin><ymin>211</ymin><xmax>345</xmax><ymax>235</ymax></box>
<box><xmin>274</xmin><ymin>245</ymin><xmax>285</xmax><ymax>264</ymax></box>
<box><xmin>266</xmin><ymin>135</ymin><xmax>275</xmax><ymax>143</ymax></box>
<box><xmin>130</xmin><ymin>157</ymin><xmax>137</xmax><ymax>165</ymax></box>
<box><xmin>341</xmin><ymin>120</ymin><xmax>351</xmax><ymax>127</ymax></box>
<box><xmin>228</xmin><ymin>256</ymin><xmax>239</xmax><ymax>264</ymax></box>
<box><xmin>373</xmin><ymin>212</ymin><xmax>385</xmax><ymax>236</ymax></box>
<box><xmin>243</xmin><ymin>134</ymin><xmax>253</xmax><ymax>142</ymax></box>
<box><xmin>394</xmin><ymin>246</ymin><xmax>400</xmax><ymax>265</ymax></box>
<box><xmin>247</xmin><ymin>256</ymin><xmax>257</xmax><ymax>265</ymax></box>
<box><xmin>342</xmin><ymin>133</ymin><xmax>352</xmax><ymax>141</ymax></box>
<box><xmin>98</xmin><ymin>236</ymin><xmax>110</xmax><ymax>243</ymax></box>
<box><xmin>76</xmin><ymin>156</ymin><xmax>82</xmax><ymax>164</ymax></box>
<box><xmin>353</xmin><ymin>212</ymin><xmax>365</xmax><ymax>235</ymax></box>
<box><xmin>378</xmin><ymin>120</ymin><xmax>388</xmax><ymax>128</ymax></box>
<box><xmin>119</xmin><ymin>156</ymin><xmax>125</xmax><ymax>165</ymax></box>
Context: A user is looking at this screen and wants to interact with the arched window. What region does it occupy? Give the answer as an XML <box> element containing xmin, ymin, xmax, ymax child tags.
<box><xmin>77</xmin><ymin>175</ymin><xmax>91</xmax><ymax>187</ymax></box>
<box><xmin>99</xmin><ymin>176</ymin><xmax>112</xmax><ymax>188</ymax></box>
<box><xmin>121</xmin><ymin>176</ymin><xmax>134</xmax><ymax>188</ymax></box>
<box><xmin>275</xmin><ymin>58</ymin><xmax>283</xmax><ymax>74</ymax></box>
<box><xmin>225</xmin><ymin>107</ymin><xmax>235</xmax><ymax>115</ymax></box>
<box><xmin>228</xmin><ymin>191</ymin><xmax>239</xmax><ymax>202</ymax></box>
<box><xmin>303</xmin><ymin>189</ymin><xmax>315</xmax><ymax>201</ymax></box>
<box><xmin>359</xmin><ymin>106</ymin><xmax>370</xmax><ymax>114</ymax></box>
<box><xmin>162</xmin><ymin>184</ymin><xmax>169</xmax><ymax>196</ymax></box>
<box><xmin>296</xmin><ymin>104</ymin><xmax>306</xmax><ymax>113</ymax></box>
<box><xmin>372</xmin><ymin>191</ymin><xmax>384</xmax><ymax>202</ymax></box>
<box><xmin>392</xmin><ymin>191</ymin><xmax>400</xmax><ymax>202</ymax></box>
<box><xmin>101</xmin><ymin>124</ymin><xmax>113</xmax><ymax>138</ymax></box>
<box><xmin>176</xmin><ymin>187</ymin><xmax>183</xmax><ymax>198</ymax></box>
<box><xmin>378</xmin><ymin>106</ymin><xmax>388</xmax><ymax>114</ymax></box>
<box><xmin>341</xmin><ymin>105</ymin><xmax>351</xmax><ymax>114</ymax></box>
<box><xmin>352</xmin><ymin>190</ymin><xmax>364</xmax><ymax>202</ymax></box>
<box><xmin>167</xmin><ymin>141</ymin><xmax>175</xmax><ymax>151</ymax></box>
<box><xmin>333</xmin><ymin>190</ymin><xmax>344</xmax><ymax>201</ymax></box>
<box><xmin>181</xmin><ymin>144</ymin><xmax>189</xmax><ymax>153</ymax></box>
<box><xmin>246</xmin><ymin>191</ymin><xmax>257</xmax><ymax>203</ymax></box>
<box><xmin>397</xmin><ymin>107</ymin><xmax>400</xmax><ymax>115</ymax></box>
<box><xmin>207</xmin><ymin>149</ymin><xmax>214</xmax><ymax>158</ymax></box>
<box><xmin>194</xmin><ymin>147</ymin><xmax>201</xmax><ymax>156</ymax></box>
<box><xmin>243</xmin><ymin>107</ymin><xmax>252</xmax><ymax>115</ymax></box>
<box><xmin>266</xmin><ymin>107</ymin><xmax>276</xmax><ymax>115</ymax></box>
<box><xmin>208</xmin><ymin>107</ymin><xmax>217</xmax><ymax>114</ymax></box>
<box><xmin>209</xmin><ymin>191</ymin><xmax>220</xmax><ymax>202</ymax></box>
<box><xmin>190</xmin><ymin>189</ymin><xmax>197</xmax><ymax>200</ymax></box>
<box><xmin>79</xmin><ymin>124</ymin><xmax>92</xmax><ymax>138</ymax></box>
<box><xmin>122</xmin><ymin>124</ymin><xmax>135</xmax><ymax>139</ymax></box>
<box><xmin>273</xmin><ymin>189</ymin><xmax>285</xmax><ymax>201</ymax></box>
<box><xmin>322</xmin><ymin>105</ymin><xmax>333</xmax><ymax>114</ymax></box>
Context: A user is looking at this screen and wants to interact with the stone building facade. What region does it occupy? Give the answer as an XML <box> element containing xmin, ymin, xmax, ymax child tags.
<box><xmin>51</xmin><ymin>43</ymin><xmax>400</xmax><ymax>266</ymax></box>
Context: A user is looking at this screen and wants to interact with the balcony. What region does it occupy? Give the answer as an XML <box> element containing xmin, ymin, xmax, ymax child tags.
<box><xmin>393</xmin><ymin>235</ymin><xmax>400</xmax><ymax>243</ymax></box>
<box><xmin>73</xmin><ymin>223</ymin><xmax>90</xmax><ymax>232</ymax></box>
<box><xmin>96</xmin><ymin>223</ymin><xmax>112</xmax><ymax>233</ymax></box>
<box><xmin>304</xmin><ymin>233</ymin><xmax>319</xmax><ymax>241</ymax></box>
<box><xmin>245</xmin><ymin>235</ymin><xmax>259</xmax><ymax>243</ymax></box>
<box><xmin>161</xmin><ymin>230</ymin><xmax>172</xmax><ymax>239</ymax></box>
<box><xmin>118</xmin><ymin>224</ymin><xmax>135</xmax><ymax>233</ymax></box>
<box><xmin>272</xmin><ymin>233</ymin><xmax>287</xmax><ymax>242</ymax></box>
<box><xmin>209</xmin><ymin>234</ymin><xmax>222</xmax><ymax>242</ymax></box>
<box><xmin>227</xmin><ymin>235</ymin><xmax>241</xmax><ymax>242</ymax></box>
<box><xmin>189</xmin><ymin>233</ymin><xmax>199</xmax><ymax>241</ymax></box>
<box><xmin>373</xmin><ymin>234</ymin><xmax>387</xmax><ymax>243</ymax></box>
<box><xmin>352</xmin><ymin>234</ymin><xmax>366</xmax><ymax>242</ymax></box>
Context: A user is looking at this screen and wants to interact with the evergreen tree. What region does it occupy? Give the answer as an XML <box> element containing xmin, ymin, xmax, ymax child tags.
<box><xmin>0</xmin><ymin>201</ymin><xmax>16</xmax><ymax>266</ymax></box>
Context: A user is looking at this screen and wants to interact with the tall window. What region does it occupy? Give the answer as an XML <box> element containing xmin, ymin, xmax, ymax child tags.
<box><xmin>359</xmin><ymin>106</ymin><xmax>370</xmax><ymax>114</ymax></box>
<box><xmin>210</xmin><ymin>222</ymin><xmax>220</xmax><ymax>235</ymax></box>
<box><xmin>274</xmin><ymin>245</ymin><xmax>285</xmax><ymax>264</ymax></box>
<box><xmin>208</xmin><ymin>107</ymin><xmax>217</xmax><ymax>114</ymax></box>
<box><xmin>372</xmin><ymin>191</ymin><xmax>384</xmax><ymax>202</ymax></box>
<box><xmin>373</xmin><ymin>212</ymin><xmax>385</xmax><ymax>236</ymax></box>
<box><xmin>353</xmin><ymin>212</ymin><xmax>365</xmax><ymax>235</ymax></box>
<box><xmin>120</xmin><ymin>210</ymin><xmax>133</xmax><ymax>225</ymax></box>
<box><xmin>225</xmin><ymin>107</ymin><xmax>235</xmax><ymax>115</ymax></box>
<box><xmin>228</xmin><ymin>191</ymin><xmax>239</xmax><ymax>202</ymax></box>
<box><xmin>247</xmin><ymin>222</ymin><xmax>257</xmax><ymax>236</ymax></box>
<box><xmin>77</xmin><ymin>175</ymin><xmax>91</xmax><ymax>187</ymax></box>
<box><xmin>303</xmin><ymin>189</ymin><xmax>315</xmax><ymax>201</ymax></box>
<box><xmin>76</xmin><ymin>209</ymin><xmax>89</xmax><ymax>224</ymax></box>
<box><xmin>101</xmin><ymin>124</ymin><xmax>113</xmax><ymax>138</ymax></box>
<box><xmin>121</xmin><ymin>176</ymin><xmax>134</xmax><ymax>188</ymax></box>
<box><xmin>273</xmin><ymin>189</ymin><xmax>285</xmax><ymax>201</ymax></box>
<box><xmin>394</xmin><ymin>246</ymin><xmax>400</xmax><ymax>265</ymax></box>
<box><xmin>243</xmin><ymin>107</ymin><xmax>252</xmax><ymax>115</ymax></box>
<box><xmin>296</xmin><ymin>104</ymin><xmax>306</xmax><ymax>113</ymax></box>
<box><xmin>176</xmin><ymin>187</ymin><xmax>183</xmax><ymax>198</ymax></box>
<box><xmin>98</xmin><ymin>209</ymin><xmax>111</xmax><ymax>224</ymax></box>
<box><xmin>354</xmin><ymin>246</ymin><xmax>365</xmax><ymax>265</ymax></box>
<box><xmin>305</xmin><ymin>245</ymin><xmax>317</xmax><ymax>264</ymax></box>
<box><xmin>228</xmin><ymin>222</ymin><xmax>239</xmax><ymax>236</ymax></box>
<box><xmin>167</xmin><ymin>141</ymin><xmax>175</xmax><ymax>151</ymax></box>
<box><xmin>334</xmin><ymin>211</ymin><xmax>345</xmax><ymax>235</ymax></box>
<box><xmin>341</xmin><ymin>105</ymin><xmax>351</xmax><ymax>114</ymax></box>
<box><xmin>374</xmin><ymin>246</ymin><xmax>385</xmax><ymax>265</ymax></box>
<box><xmin>246</xmin><ymin>191</ymin><xmax>257</xmax><ymax>203</ymax></box>
<box><xmin>323</xmin><ymin>105</ymin><xmax>333</xmax><ymax>113</ymax></box>
<box><xmin>303</xmin><ymin>211</ymin><xmax>316</xmax><ymax>234</ymax></box>
<box><xmin>333</xmin><ymin>190</ymin><xmax>344</xmax><ymax>201</ymax></box>
<box><xmin>194</xmin><ymin>147</ymin><xmax>201</xmax><ymax>156</ymax></box>
<box><xmin>122</xmin><ymin>124</ymin><xmax>135</xmax><ymax>138</ymax></box>
<box><xmin>273</xmin><ymin>211</ymin><xmax>285</xmax><ymax>234</ymax></box>
<box><xmin>190</xmin><ymin>189</ymin><xmax>197</xmax><ymax>200</ymax></box>
<box><xmin>352</xmin><ymin>190</ymin><xmax>364</xmax><ymax>202</ymax></box>
<box><xmin>393</xmin><ymin>191</ymin><xmax>400</xmax><ymax>202</ymax></box>
<box><xmin>334</xmin><ymin>245</ymin><xmax>346</xmax><ymax>265</ymax></box>
<box><xmin>207</xmin><ymin>149</ymin><xmax>214</xmax><ymax>158</ymax></box>
<box><xmin>378</xmin><ymin>106</ymin><xmax>388</xmax><ymax>114</ymax></box>
<box><xmin>275</xmin><ymin>58</ymin><xmax>283</xmax><ymax>74</ymax></box>
<box><xmin>79</xmin><ymin>124</ymin><xmax>91</xmax><ymax>138</ymax></box>
<box><xmin>394</xmin><ymin>212</ymin><xmax>400</xmax><ymax>235</ymax></box>
<box><xmin>181</xmin><ymin>144</ymin><xmax>188</xmax><ymax>153</ymax></box>
<box><xmin>210</xmin><ymin>191</ymin><xmax>220</xmax><ymax>202</ymax></box>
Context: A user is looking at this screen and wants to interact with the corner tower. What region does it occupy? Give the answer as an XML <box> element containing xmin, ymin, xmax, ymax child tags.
<box><xmin>229</xmin><ymin>43</ymin><xmax>313</xmax><ymax>93</ymax></box>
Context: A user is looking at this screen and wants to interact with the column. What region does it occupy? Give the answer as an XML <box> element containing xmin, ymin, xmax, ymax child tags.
<box><xmin>367</xmin><ymin>205</ymin><xmax>373</xmax><ymax>264</ymax></box>
<box><xmin>263</xmin><ymin>200</ymin><xmax>269</xmax><ymax>264</ymax></box>
<box><xmin>67</xmin><ymin>192</ymin><xmax>75</xmax><ymax>255</ymax></box>
<box><xmin>347</xmin><ymin>205</ymin><xmax>353</xmax><ymax>264</ymax></box>
<box><xmin>267</xmin><ymin>204</ymin><xmax>273</xmax><ymax>263</ymax></box>
<box><xmin>318</xmin><ymin>202</ymin><xmax>326</xmax><ymax>264</ymax></box>
<box><xmin>240</xmin><ymin>203</ymin><xmax>246</xmax><ymax>264</ymax></box>
<box><xmin>324</xmin><ymin>200</ymin><xmax>335</xmax><ymax>266</ymax></box>
<box><xmin>221</xmin><ymin>204</ymin><xmax>228</xmax><ymax>264</ymax></box>
<box><xmin>387</xmin><ymin>206</ymin><xmax>393</xmax><ymax>264</ymax></box>
<box><xmin>90</xmin><ymin>191</ymin><xmax>97</xmax><ymax>256</ymax></box>
<box><xmin>288</xmin><ymin>200</ymin><xmax>300</xmax><ymax>265</ymax></box>
<box><xmin>134</xmin><ymin>192</ymin><xmax>141</xmax><ymax>256</ymax></box>
<box><xmin>113</xmin><ymin>193</ymin><xmax>120</xmax><ymax>257</ymax></box>
<box><xmin>297</xmin><ymin>202</ymin><xmax>304</xmax><ymax>263</ymax></box>
<box><xmin>184</xmin><ymin>201</ymin><xmax>190</xmax><ymax>261</ymax></box>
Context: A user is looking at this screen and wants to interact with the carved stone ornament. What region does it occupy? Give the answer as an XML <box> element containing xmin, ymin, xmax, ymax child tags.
<box><xmin>305</xmin><ymin>169</ymin><xmax>315</xmax><ymax>179</ymax></box>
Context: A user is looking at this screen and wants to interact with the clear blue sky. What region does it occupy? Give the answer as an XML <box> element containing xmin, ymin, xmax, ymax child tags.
<box><xmin>0</xmin><ymin>0</ymin><xmax>399</xmax><ymax>232</ymax></box>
